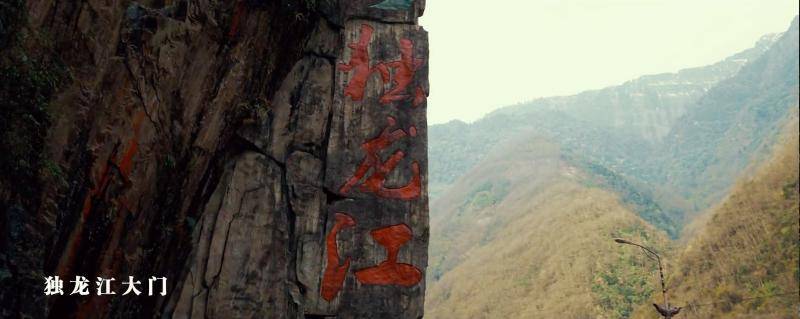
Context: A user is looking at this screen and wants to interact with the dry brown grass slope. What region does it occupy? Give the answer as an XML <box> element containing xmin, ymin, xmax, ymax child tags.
<box><xmin>630</xmin><ymin>118</ymin><xmax>799</xmax><ymax>319</ymax></box>
<box><xmin>428</xmin><ymin>136</ymin><xmax>564</xmax><ymax>281</ymax></box>
<box><xmin>426</xmin><ymin>136</ymin><xmax>671</xmax><ymax>319</ymax></box>
<box><xmin>426</xmin><ymin>112</ymin><xmax>798</xmax><ymax>319</ymax></box>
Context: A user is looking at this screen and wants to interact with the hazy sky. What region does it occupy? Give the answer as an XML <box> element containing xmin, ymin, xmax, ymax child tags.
<box><xmin>419</xmin><ymin>0</ymin><xmax>799</xmax><ymax>124</ymax></box>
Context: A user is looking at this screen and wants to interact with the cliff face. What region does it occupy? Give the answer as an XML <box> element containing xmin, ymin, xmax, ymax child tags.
<box><xmin>0</xmin><ymin>0</ymin><xmax>429</xmax><ymax>318</ymax></box>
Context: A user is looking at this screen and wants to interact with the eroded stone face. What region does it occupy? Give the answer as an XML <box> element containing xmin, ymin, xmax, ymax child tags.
<box><xmin>311</xmin><ymin>18</ymin><xmax>429</xmax><ymax>318</ymax></box>
<box><xmin>318</xmin><ymin>0</ymin><xmax>426</xmax><ymax>26</ymax></box>
<box><xmin>172</xmin><ymin>152</ymin><xmax>290</xmax><ymax>318</ymax></box>
<box><xmin>170</xmin><ymin>2</ymin><xmax>429</xmax><ymax>318</ymax></box>
<box><xmin>326</xmin><ymin>20</ymin><xmax>429</xmax><ymax>201</ymax></box>
<box><xmin>2</xmin><ymin>0</ymin><xmax>427</xmax><ymax>318</ymax></box>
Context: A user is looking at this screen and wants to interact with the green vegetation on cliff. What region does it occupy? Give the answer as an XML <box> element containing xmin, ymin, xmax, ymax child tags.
<box><xmin>635</xmin><ymin>126</ymin><xmax>798</xmax><ymax>318</ymax></box>
<box><xmin>426</xmin><ymin>137</ymin><xmax>672</xmax><ymax>318</ymax></box>
<box><xmin>0</xmin><ymin>0</ymin><xmax>67</xmax><ymax>199</ymax></box>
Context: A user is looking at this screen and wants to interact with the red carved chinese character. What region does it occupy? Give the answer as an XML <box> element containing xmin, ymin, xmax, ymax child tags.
<box><xmin>320</xmin><ymin>213</ymin><xmax>356</xmax><ymax>301</ymax></box>
<box><xmin>339</xmin><ymin>116</ymin><xmax>421</xmax><ymax>200</ymax></box>
<box><xmin>375</xmin><ymin>38</ymin><xmax>424</xmax><ymax>105</ymax></box>
<box><xmin>338</xmin><ymin>24</ymin><xmax>388</xmax><ymax>101</ymax></box>
<box><xmin>355</xmin><ymin>224</ymin><xmax>422</xmax><ymax>287</ymax></box>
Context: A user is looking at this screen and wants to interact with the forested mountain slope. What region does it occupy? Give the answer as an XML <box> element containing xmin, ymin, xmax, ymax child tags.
<box><xmin>633</xmin><ymin>121</ymin><xmax>798</xmax><ymax>319</ymax></box>
<box><xmin>426</xmin><ymin>137</ymin><xmax>671</xmax><ymax>318</ymax></box>
<box><xmin>651</xmin><ymin>16</ymin><xmax>799</xmax><ymax>213</ymax></box>
<box><xmin>430</xmin><ymin>16</ymin><xmax>798</xmax><ymax>237</ymax></box>
<box><xmin>426</xmin><ymin>16</ymin><xmax>799</xmax><ymax>319</ymax></box>
<box><xmin>430</xmin><ymin>30</ymin><xmax>778</xmax><ymax>197</ymax></box>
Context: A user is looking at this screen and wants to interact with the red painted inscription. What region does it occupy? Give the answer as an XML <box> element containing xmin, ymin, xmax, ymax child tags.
<box><xmin>375</xmin><ymin>38</ymin><xmax>424</xmax><ymax>105</ymax></box>
<box><xmin>354</xmin><ymin>224</ymin><xmax>422</xmax><ymax>287</ymax></box>
<box><xmin>338</xmin><ymin>24</ymin><xmax>384</xmax><ymax>101</ymax></box>
<box><xmin>339</xmin><ymin>117</ymin><xmax>420</xmax><ymax>200</ymax></box>
<box><xmin>320</xmin><ymin>213</ymin><xmax>356</xmax><ymax>301</ymax></box>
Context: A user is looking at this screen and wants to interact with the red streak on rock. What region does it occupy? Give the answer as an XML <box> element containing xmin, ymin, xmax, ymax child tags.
<box><xmin>78</xmin><ymin>111</ymin><xmax>145</xmax><ymax>219</ymax></box>
<box><xmin>377</xmin><ymin>38</ymin><xmax>423</xmax><ymax>105</ymax></box>
<box><xmin>117</xmin><ymin>111</ymin><xmax>145</xmax><ymax>178</ymax></box>
<box><xmin>355</xmin><ymin>224</ymin><xmax>422</xmax><ymax>287</ymax></box>
<box><xmin>80</xmin><ymin>161</ymin><xmax>111</xmax><ymax>219</ymax></box>
<box><xmin>412</xmin><ymin>86</ymin><xmax>426</xmax><ymax>107</ymax></box>
<box><xmin>55</xmin><ymin>111</ymin><xmax>146</xmax><ymax>279</ymax></box>
<box><xmin>321</xmin><ymin>213</ymin><xmax>356</xmax><ymax>301</ymax></box>
<box><xmin>74</xmin><ymin>200</ymin><xmax>132</xmax><ymax>319</ymax></box>
<box><xmin>228</xmin><ymin>1</ymin><xmax>246</xmax><ymax>38</ymax></box>
<box><xmin>339</xmin><ymin>117</ymin><xmax>420</xmax><ymax>200</ymax></box>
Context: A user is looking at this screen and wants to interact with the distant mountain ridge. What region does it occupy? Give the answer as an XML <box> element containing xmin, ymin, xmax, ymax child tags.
<box><xmin>429</xmin><ymin>17</ymin><xmax>799</xmax><ymax>236</ymax></box>
<box><xmin>431</xmin><ymin>30</ymin><xmax>778</xmax><ymax>193</ymax></box>
<box><xmin>494</xmin><ymin>30</ymin><xmax>782</xmax><ymax>142</ymax></box>
<box><xmin>652</xmin><ymin>17</ymin><xmax>799</xmax><ymax>213</ymax></box>
<box><xmin>425</xmin><ymin>17</ymin><xmax>799</xmax><ymax>319</ymax></box>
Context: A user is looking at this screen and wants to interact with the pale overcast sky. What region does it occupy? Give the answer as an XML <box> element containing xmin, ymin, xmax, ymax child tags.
<box><xmin>420</xmin><ymin>0</ymin><xmax>799</xmax><ymax>124</ymax></box>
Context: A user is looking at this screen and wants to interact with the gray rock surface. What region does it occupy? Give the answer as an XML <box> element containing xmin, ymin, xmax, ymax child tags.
<box><xmin>0</xmin><ymin>0</ymin><xmax>428</xmax><ymax>318</ymax></box>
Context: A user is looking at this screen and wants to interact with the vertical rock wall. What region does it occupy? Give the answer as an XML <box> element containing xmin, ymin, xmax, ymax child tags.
<box><xmin>0</xmin><ymin>0</ymin><xmax>428</xmax><ymax>318</ymax></box>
